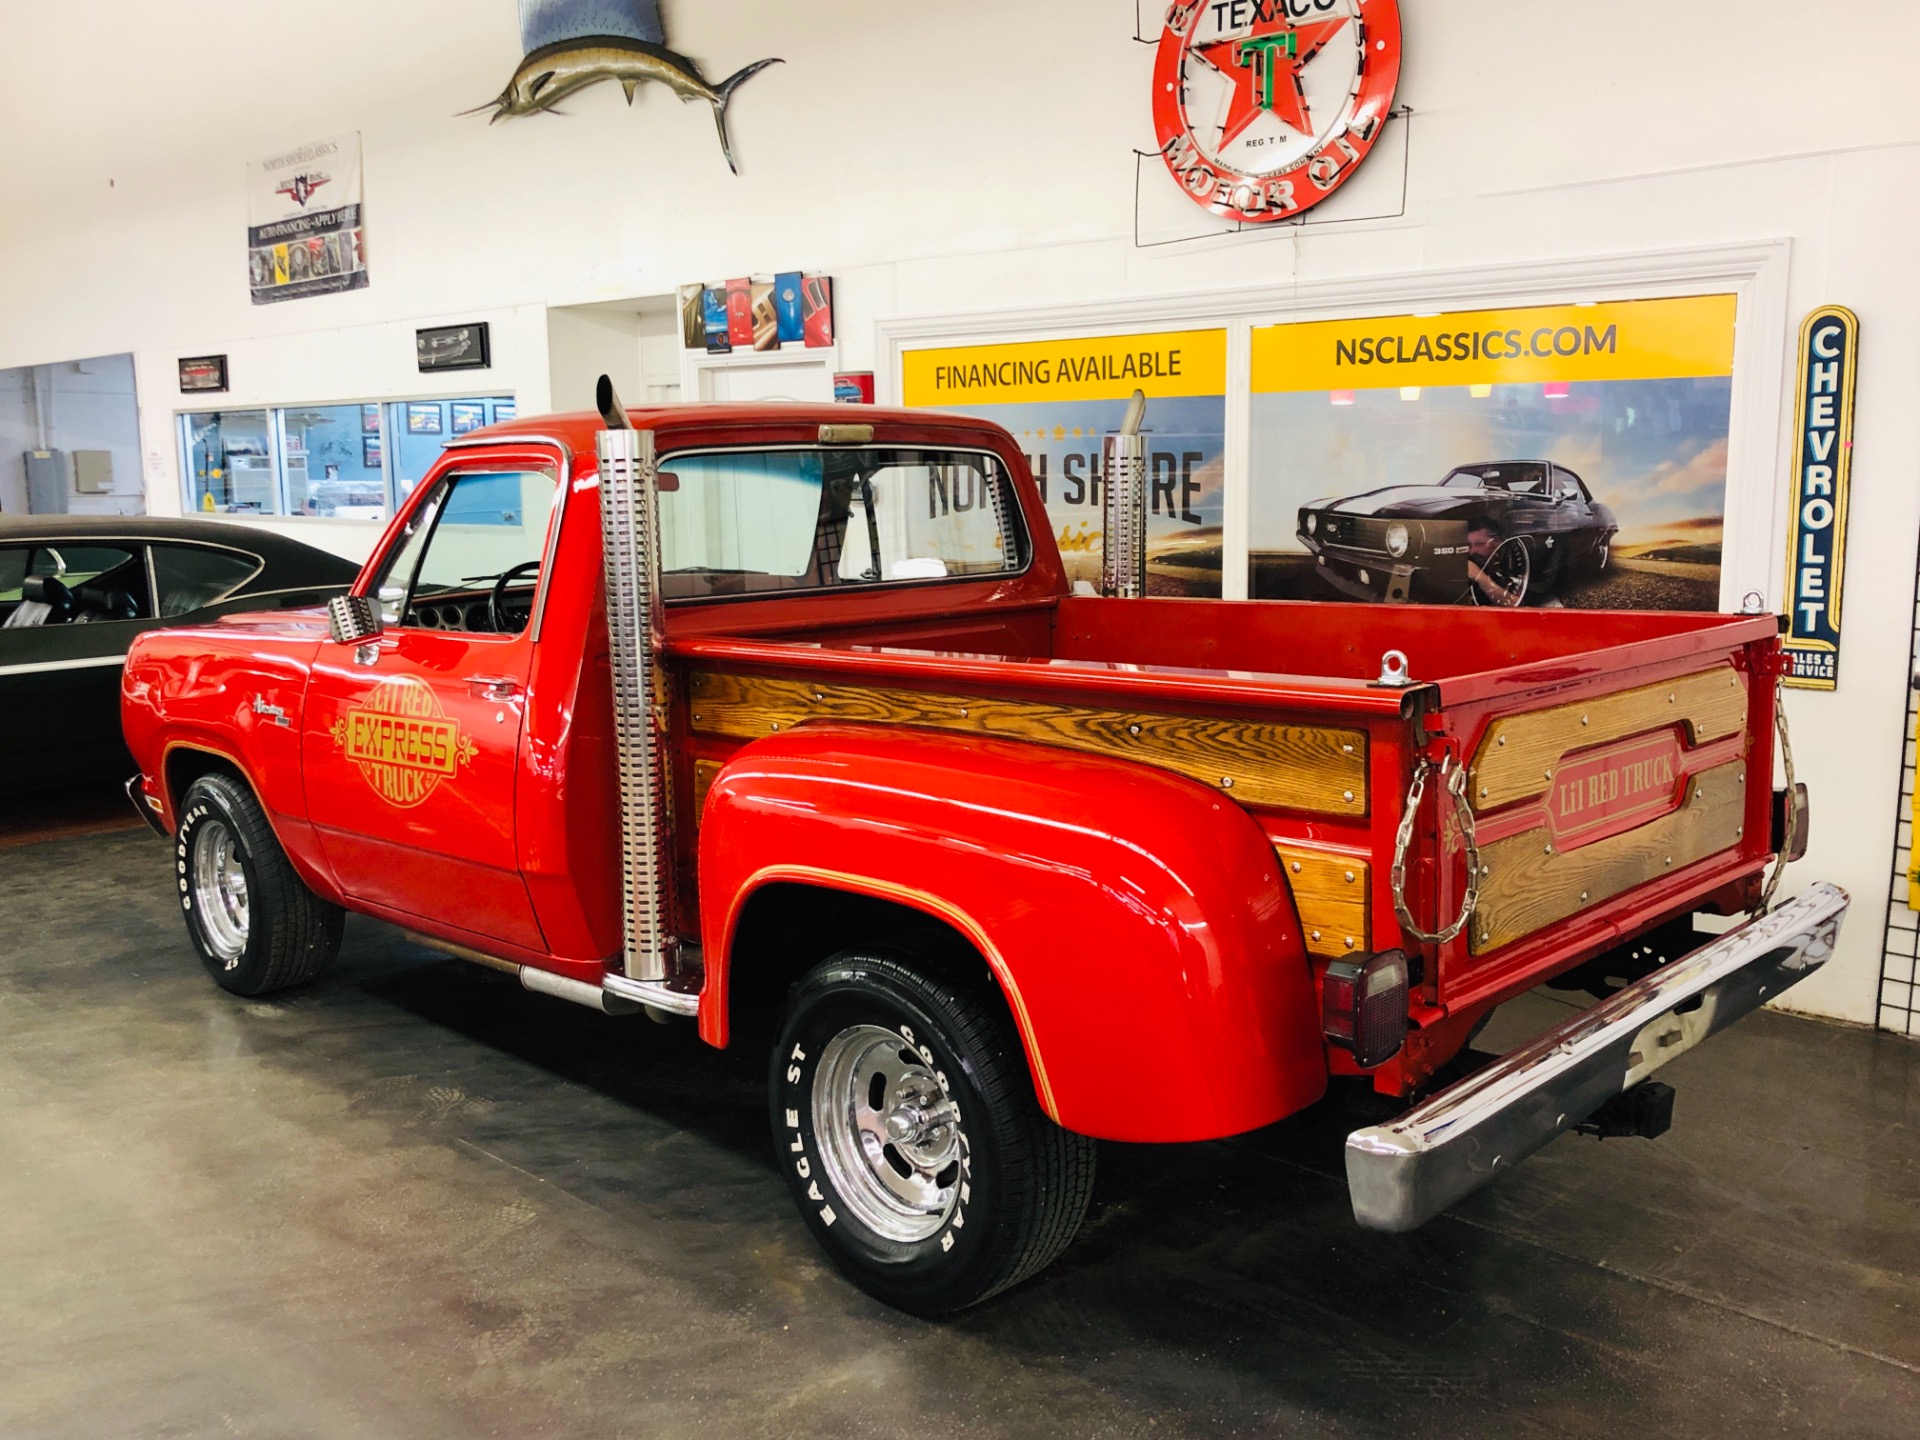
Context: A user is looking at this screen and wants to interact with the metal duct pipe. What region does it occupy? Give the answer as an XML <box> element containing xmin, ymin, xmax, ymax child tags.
<box><xmin>1101</xmin><ymin>388</ymin><xmax>1149</xmax><ymax>598</ymax></box>
<box><xmin>595</xmin><ymin>374</ymin><xmax>675</xmax><ymax>983</ymax></box>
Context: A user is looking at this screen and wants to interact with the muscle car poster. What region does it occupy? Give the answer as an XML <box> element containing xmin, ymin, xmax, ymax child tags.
<box><xmin>246</xmin><ymin>133</ymin><xmax>368</xmax><ymax>305</ymax></box>
<box><xmin>1249</xmin><ymin>295</ymin><xmax>1736</xmax><ymax>609</ymax></box>
<box><xmin>901</xmin><ymin>330</ymin><xmax>1227</xmax><ymax>596</ymax></box>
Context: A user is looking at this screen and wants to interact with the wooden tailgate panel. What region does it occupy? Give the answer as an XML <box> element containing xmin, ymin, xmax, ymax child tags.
<box><xmin>1465</xmin><ymin>666</ymin><xmax>1750</xmax><ymax>956</ymax></box>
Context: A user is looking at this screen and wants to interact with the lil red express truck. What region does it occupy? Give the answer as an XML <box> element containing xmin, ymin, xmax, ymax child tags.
<box><xmin>121</xmin><ymin>379</ymin><xmax>1844</xmax><ymax>1315</ymax></box>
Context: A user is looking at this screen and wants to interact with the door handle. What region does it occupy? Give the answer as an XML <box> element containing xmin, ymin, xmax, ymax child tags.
<box><xmin>469</xmin><ymin>675</ymin><xmax>522</xmax><ymax>700</ymax></box>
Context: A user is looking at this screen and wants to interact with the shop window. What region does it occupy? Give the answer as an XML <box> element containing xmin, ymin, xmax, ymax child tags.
<box><xmin>182</xmin><ymin>411</ymin><xmax>277</xmax><ymax>515</ymax></box>
<box><xmin>177</xmin><ymin>395</ymin><xmax>514</xmax><ymax>521</ymax></box>
<box><xmin>388</xmin><ymin>397</ymin><xmax>515</xmax><ymax>508</ymax></box>
<box><xmin>281</xmin><ymin>404</ymin><xmax>388</xmax><ymax>519</ymax></box>
<box><xmin>1247</xmin><ymin>294</ymin><xmax>1737</xmax><ymax>612</ymax></box>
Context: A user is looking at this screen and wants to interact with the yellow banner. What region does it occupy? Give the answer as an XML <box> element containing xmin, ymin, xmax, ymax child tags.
<box><xmin>902</xmin><ymin>329</ymin><xmax>1227</xmax><ymax>408</ymax></box>
<box><xmin>1252</xmin><ymin>295</ymin><xmax>1736</xmax><ymax>393</ymax></box>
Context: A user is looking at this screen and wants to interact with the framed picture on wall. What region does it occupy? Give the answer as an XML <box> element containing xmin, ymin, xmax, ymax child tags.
<box><xmin>362</xmin><ymin>436</ymin><xmax>382</xmax><ymax>468</ymax></box>
<box><xmin>449</xmin><ymin>400</ymin><xmax>486</xmax><ymax>435</ymax></box>
<box><xmin>360</xmin><ymin>403</ymin><xmax>380</xmax><ymax>433</ymax></box>
<box><xmin>178</xmin><ymin>354</ymin><xmax>229</xmax><ymax>393</ymax></box>
<box><xmin>405</xmin><ymin>402</ymin><xmax>443</xmax><ymax>435</ymax></box>
<box><xmin>491</xmin><ymin>401</ymin><xmax>516</xmax><ymax>423</ymax></box>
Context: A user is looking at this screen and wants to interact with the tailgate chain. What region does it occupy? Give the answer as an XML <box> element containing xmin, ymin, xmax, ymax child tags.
<box><xmin>1756</xmin><ymin>681</ymin><xmax>1795</xmax><ymax>915</ymax></box>
<box><xmin>1390</xmin><ymin>756</ymin><xmax>1482</xmax><ymax>946</ymax></box>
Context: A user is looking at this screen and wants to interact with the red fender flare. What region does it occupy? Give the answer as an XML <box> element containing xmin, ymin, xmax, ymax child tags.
<box><xmin>698</xmin><ymin>722</ymin><xmax>1328</xmax><ymax>1143</ymax></box>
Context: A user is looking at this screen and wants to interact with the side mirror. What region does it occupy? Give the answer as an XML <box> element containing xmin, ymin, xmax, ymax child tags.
<box><xmin>327</xmin><ymin>593</ymin><xmax>384</xmax><ymax>645</ymax></box>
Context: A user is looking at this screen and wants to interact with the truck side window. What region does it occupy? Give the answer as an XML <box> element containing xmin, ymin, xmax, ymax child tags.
<box><xmin>658</xmin><ymin>448</ymin><xmax>1027</xmax><ymax>601</ymax></box>
<box><xmin>368</xmin><ymin>468</ymin><xmax>558</xmax><ymax>633</ymax></box>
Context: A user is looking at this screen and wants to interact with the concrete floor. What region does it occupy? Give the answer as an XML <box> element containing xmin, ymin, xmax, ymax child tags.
<box><xmin>2</xmin><ymin>828</ymin><xmax>1918</xmax><ymax>1439</ymax></box>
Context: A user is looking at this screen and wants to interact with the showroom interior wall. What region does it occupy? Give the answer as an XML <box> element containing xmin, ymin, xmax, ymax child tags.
<box><xmin>1</xmin><ymin>0</ymin><xmax>1917</xmax><ymax>1027</ymax></box>
<box><xmin>0</xmin><ymin>356</ymin><xmax>146</xmax><ymax>517</ymax></box>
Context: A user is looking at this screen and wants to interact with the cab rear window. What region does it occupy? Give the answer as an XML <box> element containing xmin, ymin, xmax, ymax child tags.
<box><xmin>657</xmin><ymin>447</ymin><xmax>1029</xmax><ymax>601</ymax></box>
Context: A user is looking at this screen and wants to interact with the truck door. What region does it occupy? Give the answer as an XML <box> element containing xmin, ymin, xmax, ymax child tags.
<box><xmin>302</xmin><ymin>458</ymin><xmax>561</xmax><ymax>952</ymax></box>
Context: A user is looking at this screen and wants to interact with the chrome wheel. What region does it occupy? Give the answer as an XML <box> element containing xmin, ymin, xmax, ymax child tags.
<box><xmin>1472</xmin><ymin>535</ymin><xmax>1531</xmax><ymax>607</ymax></box>
<box><xmin>191</xmin><ymin>818</ymin><xmax>250</xmax><ymax>966</ymax></box>
<box><xmin>813</xmin><ymin>1023</ymin><xmax>964</xmax><ymax>1243</ymax></box>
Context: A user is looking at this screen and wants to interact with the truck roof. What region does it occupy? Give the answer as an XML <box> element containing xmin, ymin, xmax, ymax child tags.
<box><xmin>462</xmin><ymin>404</ymin><xmax>1019</xmax><ymax>457</ymax></box>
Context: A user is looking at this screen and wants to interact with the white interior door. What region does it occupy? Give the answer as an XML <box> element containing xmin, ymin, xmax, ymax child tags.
<box><xmin>704</xmin><ymin>360</ymin><xmax>835</xmax><ymax>404</ymax></box>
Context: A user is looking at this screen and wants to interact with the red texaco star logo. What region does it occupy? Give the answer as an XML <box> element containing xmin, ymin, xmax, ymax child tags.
<box><xmin>1153</xmin><ymin>0</ymin><xmax>1402</xmax><ymax>225</ymax></box>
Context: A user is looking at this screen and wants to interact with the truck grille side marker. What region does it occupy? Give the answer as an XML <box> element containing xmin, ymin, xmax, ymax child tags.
<box><xmin>598</xmin><ymin>412</ymin><xmax>676</xmax><ymax>984</ymax></box>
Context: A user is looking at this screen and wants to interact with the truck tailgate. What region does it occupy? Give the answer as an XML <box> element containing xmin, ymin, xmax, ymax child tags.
<box><xmin>1420</xmin><ymin>616</ymin><xmax>1781</xmax><ymax>1009</ymax></box>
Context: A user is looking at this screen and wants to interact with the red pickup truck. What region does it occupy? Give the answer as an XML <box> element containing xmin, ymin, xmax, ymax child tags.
<box><xmin>122</xmin><ymin>382</ymin><xmax>1846</xmax><ymax>1315</ymax></box>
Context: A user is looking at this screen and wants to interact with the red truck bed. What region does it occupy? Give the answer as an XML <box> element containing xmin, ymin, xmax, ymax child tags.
<box><xmin>671</xmin><ymin>594</ymin><xmax>1782</xmax><ymax>1094</ymax></box>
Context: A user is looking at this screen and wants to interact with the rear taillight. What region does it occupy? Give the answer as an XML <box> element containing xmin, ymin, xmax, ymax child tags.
<box><xmin>1772</xmin><ymin>782</ymin><xmax>1809</xmax><ymax>863</ymax></box>
<box><xmin>1323</xmin><ymin>949</ymin><xmax>1410</xmax><ymax>1069</ymax></box>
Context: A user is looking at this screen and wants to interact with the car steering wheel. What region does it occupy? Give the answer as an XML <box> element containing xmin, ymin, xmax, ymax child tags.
<box><xmin>488</xmin><ymin>561</ymin><xmax>543</xmax><ymax>634</ymax></box>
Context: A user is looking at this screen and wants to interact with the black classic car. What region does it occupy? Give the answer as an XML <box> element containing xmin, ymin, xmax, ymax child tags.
<box><xmin>0</xmin><ymin>517</ymin><xmax>359</xmax><ymax>796</ymax></box>
<box><xmin>1297</xmin><ymin>460</ymin><xmax>1617</xmax><ymax>607</ymax></box>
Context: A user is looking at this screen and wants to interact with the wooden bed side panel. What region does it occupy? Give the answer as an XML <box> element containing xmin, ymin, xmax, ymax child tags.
<box><xmin>687</xmin><ymin>668</ymin><xmax>1370</xmax><ymax>816</ymax></box>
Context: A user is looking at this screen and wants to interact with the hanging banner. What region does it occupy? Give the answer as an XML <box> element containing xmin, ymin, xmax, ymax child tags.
<box><xmin>1248</xmin><ymin>294</ymin><xmax>1737</xmax><ymax>612</ymax></box>
<box><xmin>1780</xmin><ymin>305</ymin><xmax>1859</xmax><ymax>691</ymax></box>
<box><xmin>247</xmin><ymin>133</ymin><xmax>368</xmax><ymax>305</ymax></box>
<box><xmin>901</xmin><ymin>330</ymin><xmax>1227</xmax><ymax>596</ymax></box>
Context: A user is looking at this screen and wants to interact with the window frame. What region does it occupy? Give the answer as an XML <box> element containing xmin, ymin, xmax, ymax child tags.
<box><xmin>178</xmin><ymin>409</ymin><xmax>283</xmax><ymax>517</ymax></box>
<box><xmin>176</xmin><ymin>394</ymin><xmax>516</xmax><ymax>523</ymax></box>
<box><xmin>366</xmin><ymin>460</ymin><xmax>561</xmax><ymax>638</ymax></box>
<box><xmin>147</xmin><ymin>540</ymin><xmax>267</xmax><ymax>617</ymax></box>
<box><xmin>653</xmin><ymin>442</ymin><xmax>1033</xmax><ymax>607</ymax></box>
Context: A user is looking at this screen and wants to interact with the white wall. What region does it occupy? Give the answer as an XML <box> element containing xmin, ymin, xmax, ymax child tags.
<box><xmin>0</xmin><ymin>355</ymin><xmax>145</xmax><ymax>517</ymax></box>
<box><xmin>3</xmin><ymin>1</ymin><xmax>1918</xmax><ymax>1025</ymax></box>
<box><xmin>136</xmin><ymin>303</ymin><xmax>549</xmax><ymax>559</ymax></box>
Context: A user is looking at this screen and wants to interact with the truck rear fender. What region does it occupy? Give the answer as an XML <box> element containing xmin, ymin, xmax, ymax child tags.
<box><xmin>698</xmin><ymin>722</ymin><xmax>1328</xmax><ymax>1143</ymax></box>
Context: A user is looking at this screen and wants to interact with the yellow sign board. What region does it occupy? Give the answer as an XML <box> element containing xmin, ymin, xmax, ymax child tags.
<box><xmin>1252</xmin><ymin>295</ymin><xmax>1737</xmax><ymax>393</ymax></box>
<box><xmin>1910</xmin><ymin>772</ymin><xmax>1920</xmax><ymax>911</ymax></box>
<box><xmin>902</xmin><ymin>329</ymin><xmax>1227</xmax><ymax>408</ymax></box>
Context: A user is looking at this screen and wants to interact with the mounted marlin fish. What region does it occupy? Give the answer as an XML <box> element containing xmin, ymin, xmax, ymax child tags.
<box><xmin>466</xmin><ymin>0</ymin><xmax>781</xmax><ymax>174</ymax></box>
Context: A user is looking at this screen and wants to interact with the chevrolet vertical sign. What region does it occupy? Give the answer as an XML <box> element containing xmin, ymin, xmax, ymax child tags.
<box><xmin>1782</xmin><ymin>306</ymin><xmax>1860</xmax><ymax>690</ymax></box>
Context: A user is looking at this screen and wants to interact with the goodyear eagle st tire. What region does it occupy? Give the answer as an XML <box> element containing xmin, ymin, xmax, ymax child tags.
<box><xmin>175</xmin><ymin>772</ymin><xmax>344</xmax><ymax>996</ymax></box>
<box><xmin>771</xmin><ymin>948</ymin><xmax>1096</xmax><ymax>1315</ymax></box>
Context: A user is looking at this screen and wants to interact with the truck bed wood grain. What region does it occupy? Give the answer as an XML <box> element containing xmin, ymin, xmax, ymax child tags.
<box><xmin>686</xmin><ymin>669</ymin><xmax>1369</xmax><ymax>816</ymax></box>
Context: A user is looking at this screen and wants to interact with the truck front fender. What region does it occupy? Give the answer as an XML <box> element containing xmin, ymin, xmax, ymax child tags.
<box><xmin>699</xmin><ymin>722</ymin><xmax>1327</xmax><ymax>1143</ymax></box>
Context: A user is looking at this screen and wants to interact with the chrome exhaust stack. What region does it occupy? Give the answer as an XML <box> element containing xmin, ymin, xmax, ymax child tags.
<box><xmin>595</xmin><ymin>374</ymin><xmax>677</xmax><ymax>985</ymax></box>
<box><xmin>1100</xmin><ymin>388</ymin><xmax>1149</xmax><ymax>599</ymax></box>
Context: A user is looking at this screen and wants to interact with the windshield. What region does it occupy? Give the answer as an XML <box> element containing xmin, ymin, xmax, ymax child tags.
<box><xmin>1441</xmin><ymin>463</ymin><xmax>1551</xmax><ymax>494</ymax></box>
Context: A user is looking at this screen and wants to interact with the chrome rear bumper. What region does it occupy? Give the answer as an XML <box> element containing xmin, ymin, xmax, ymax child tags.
<box><xmin>1346</xmin><ymin>881</ymin><xmax>1849</xmax><ymax>1232</ymax></box>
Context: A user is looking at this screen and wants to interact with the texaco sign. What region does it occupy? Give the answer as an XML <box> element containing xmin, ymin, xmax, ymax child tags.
<box><xmin>1153</xmin><ymin>0</ymin><xmax>1402</xmax><ymax>224</ymax></box>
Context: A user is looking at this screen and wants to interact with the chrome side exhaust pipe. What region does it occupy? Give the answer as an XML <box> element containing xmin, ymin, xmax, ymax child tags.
<box><xmin>520</xmin><ymin>964</ymin><xmax>642</xmax><ymax>1015</ymax></box>
<box><xmin>595</xmin><ymin>374</ymin><xmax>676</xmax><ymax>984</ymax></box>
<box><xmin>1101</xmin><ymin>388</ymin><xmax>1149</xmax><ymax>598</ymax></box>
